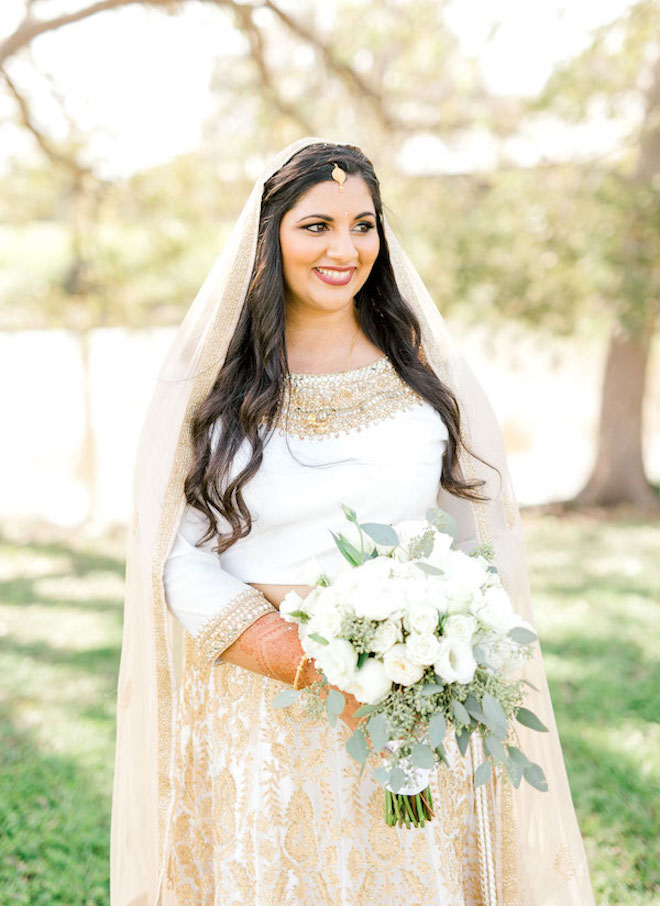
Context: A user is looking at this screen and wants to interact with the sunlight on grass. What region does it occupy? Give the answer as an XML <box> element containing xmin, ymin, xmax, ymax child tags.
<box><xmin>0</xmin><ymin>513</ymin><xmax>658</xmax><ymax>904</ymax></box>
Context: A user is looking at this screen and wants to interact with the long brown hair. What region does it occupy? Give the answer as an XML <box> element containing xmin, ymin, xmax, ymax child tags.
<box><xmin>185</xmin><ymin>142</ymin><xmax>496</xmax><ymax>552</ymax></box>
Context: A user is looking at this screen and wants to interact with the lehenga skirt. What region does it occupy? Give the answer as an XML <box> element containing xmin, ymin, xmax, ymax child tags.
<box><xmin>166</xmin><ymin>638</ymin><xmax>519</xmax><ymax>906</ymax></box>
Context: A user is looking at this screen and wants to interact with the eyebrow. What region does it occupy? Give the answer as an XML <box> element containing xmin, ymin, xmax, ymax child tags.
<box><xmin>295</xmin><ymin>211</ymin><xmax>376</xmax><ymax>223</ymax></box>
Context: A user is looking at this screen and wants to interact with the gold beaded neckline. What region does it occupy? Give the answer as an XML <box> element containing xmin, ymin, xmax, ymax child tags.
<box><xmin>275</xmin><ymin>354</ymin><xmax>423</xmax><ymax>439</ymax></box>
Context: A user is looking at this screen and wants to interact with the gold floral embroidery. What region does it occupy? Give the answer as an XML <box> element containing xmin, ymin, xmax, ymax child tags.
<box><xmin>275</xmin><ymin>355</ymin><xmax>423</xmax><ymax>439</ymax></box>
<box><xmin>194</xmin><ymin>589</ymin><xmax>274</xmax><ymax>664</ymax></box>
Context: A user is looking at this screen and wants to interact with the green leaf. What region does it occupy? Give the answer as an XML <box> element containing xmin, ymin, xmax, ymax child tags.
<box><xmin>416</xmin><ymin>562</ymin><xmax>445</xmax><ymax>576</ymax></box>
<box><xmin>474</xmin><ymin>761</ymin><xmax>492</xmax><ymax>787</ymax></box>
<box><xmin>411</xmin><ymin>743</ymin><xmax>434</xmax><ymax>770</ymax></box>
<box><xmin>272</xmin><ymin>688</ymin><xmax>302</xmax><ymax>708</ymax></box>
<box><xmin>367</xmin><ymin>714</ymin><xmax>390</xmax><ymax>752</ymax></box>
<box><xmin>356</xmin><ymin>651</ymin><xmax>369</xmax><ymax>669</ymax></box>
<box><xmin>428</xmin><ymin>714</ymin><xmax>446</xmax><ymax>747</ymax></box>
<box><xmin>425</xmin><ymin>508</ymin><xmax>458</xmax><ymax>541</ymax></box>
<box><xmin>353</xmin><ymin>703</ymin><xmax>378</xmax><ymax>717</ymax></box>
<box><xmin>287</xmin><ymin>609</ymin><xmax>310</xmax><ymax>623</ymax></box>
<box><xmin>484</xmin><ymin>735</ymin><xmax>507</xmax><ymax>762</ymax></box>
<box><xmin>372</xmin><ymin>766</ymin><xmax>390</xmax><ymax>784</ymax></box>
<box><xmin>516</xmin><ymin>707</ymin><xmax>549</xmax><ymax>733</ymax></box>
<box><xmin>345</xmin><ymin>729</ymin><xmax>369</xmax><ymax>764</ymax></box>
<box><xmin>340</xmin><ymin>503</ymin><xmax>358</xmax><ymax>523</ymax></box>
<box><xmin>420</xmin><ymin>682</ymin><xmax>444</xmax><ymax>695</ymax></box>
<box><xmin>330</xmin><ymin>531</ymin><xmax>363</xmax><ymax>567</ymax></box>
<box><xmin>523</xmin><ymin>762</ymin><xmax>549</xmax><ymax>792</ymax></box>
<box><xmin>481</xmin><ymin>693</ymin><xmax>509</xmax><ymax>738</ymax></box>
<box><xmin>464</xmin><ymin>694</ymin><xmax>486</xmax><ymax>723</ymax></box>
<box><xmin>308</xmin><ymin>632</ymin><xmax>329</xmax><ymax>646</ymax></box>
<box><xmin>434</xmin><ymin>743</ymin><xmax>448</xmax><ymax>764</ymax></box>
<box><xmin>360</xmin><ymin>522</ymin><xmax>399</xmax><ymax>547</ymax></box>
<box><xmin>326</xmin><ymin>688</ymin><xmax>345</xmax><ymax>716</ymax></box>
<box><xmin>451</xmin><ymin>700</ymin><xmax>471</xmax><ymax>726</ymax></box>
<box><xmin>486</xmin><ymin>565</ymin><xmax>498</xmax><ymax>574</ymax></box>
<box><xmin>472</xmin><ymin>645</ymin><xmax>489</xmax><ymax>665</ymax></box>
<box><xmin>507</xmin><ymin>745</ymin><xmax>531</xmax><ymax>767</ymax></box>
<box><xmin>507</xmin><ymin>760</ymin><xmax>523</xmax><ymax>788</ymax></box>
<box><xmin>521</xmin><ymin>677</ymin><xmax>540</xmax><ymax>692</ymax></box>
<box><xmin>388</xmin><ymin>766</ymin><xmax>406</xmax><ymax>794</ymax></box>
<box><xmin>508</xmin><ymin>626</ymin><xmax>538</xmax><ymax>645</ymax></box>
<box><xmin>455</xmin><ymin>726</ymin><xmax>474</xmax><ymax>756</ymax></box>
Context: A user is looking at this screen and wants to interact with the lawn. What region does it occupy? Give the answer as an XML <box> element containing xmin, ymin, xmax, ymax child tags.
<box><xmin>0</xmin><ymin>512</ymin><xmax>658</xmax><ymax>904</ymax></box>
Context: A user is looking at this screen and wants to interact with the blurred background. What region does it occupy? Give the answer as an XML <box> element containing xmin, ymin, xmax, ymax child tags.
<box><xmin>0</xmin><ymin>0</ymin><xmax>658</xmax><ymax>903</ymax></box>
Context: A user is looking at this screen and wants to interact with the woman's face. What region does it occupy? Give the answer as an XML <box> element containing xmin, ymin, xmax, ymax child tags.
<box><xmin>279</xmin><ymin>175</ymin><xmax>380</xmax><ymax>318</ymax></box>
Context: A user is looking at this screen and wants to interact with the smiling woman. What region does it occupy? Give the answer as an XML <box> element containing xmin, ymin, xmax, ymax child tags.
<box><xmin>111</xmin><ymin>138</ymin><xmax>595</xmax><ymax>906</ymax></box>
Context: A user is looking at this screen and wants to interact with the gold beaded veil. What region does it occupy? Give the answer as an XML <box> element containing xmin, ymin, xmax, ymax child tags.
<box><xmin>110</xmin><ymin>137</ymin><xmax>595</xmax><ymax>905</ymax></box>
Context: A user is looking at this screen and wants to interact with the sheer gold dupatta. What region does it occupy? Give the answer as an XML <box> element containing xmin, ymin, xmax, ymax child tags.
<box><xmin>110</xmin><ymin>137</ymin><xmax>595</xmax><ymax>905</ymax></box>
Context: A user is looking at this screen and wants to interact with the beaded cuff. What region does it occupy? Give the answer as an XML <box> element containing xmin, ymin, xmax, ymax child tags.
<box><xmin>194</xmin><ymin>588</ymin><xmax>275</xmax><ymax>665</ymax></box>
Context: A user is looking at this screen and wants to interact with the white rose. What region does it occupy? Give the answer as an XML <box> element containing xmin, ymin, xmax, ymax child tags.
<box><xmin>312</xmin><ymin>600</ymin><xmax>354</xmax><ymax>640</ymax></box>
<box><xmin>481</xmin><ymin>635</ymin><xmax>527</xmax><ymax>675</ymax></box>
<box><xmin>441</xmin><ymin>551</ymin><xmax>489</xmax><ymax>612</ymax></box>
<box><xmin>424</xmin><ymin>530</ymin><xmax>454</xmax><ymax>568</ymax></box>
<box><xmin>433</xmin><ymin>638</ymin><xmax>477</xmax><ymax>685</ymax></box>
<box><xmin>370</xmin><ymin>619</ymin><xmax>402</xmax><ymax>654</ymax></box>
<box><xmin>279</xmin><ymin>590</ymin><xmax>306</xmax><ymax>623</ymax></box>
<box><xmin>475</xmin><ymin>586</ymin><xmax>515</xmax><ymax>635</ymax></box>
<box><xmin>443</xmin><ymin>614</ymin><xmax>477</xmax><ymax>644</ymax></box>
<box><xmin>406</xmin><ymin>632</ymin><xmax>443</xmax><ymax>666</ymax></box>
<box><xmin>383</xmin><ymin>643</ymin><xmax>425</xmax><ymax>686</ymax></box>
<box><xmin>404</xmin><ymin>601</ymin><xmax>440</xmax><ymax>635</ymax></box>
<box><xmin>346</xmin><ymin>657</ymin><xmax>393</xmax><ymax>704</ymax></box>
<box><xmin>314</xmin><ymin>638</ymin><xmax>358</xmax><ymax>688</ymax></box>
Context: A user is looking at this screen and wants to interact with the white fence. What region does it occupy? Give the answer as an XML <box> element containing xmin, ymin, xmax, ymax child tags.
<box><xmin>2</xmin><ymin>326</ymin><xmax>658</xmax><ymax>526</ymax></box>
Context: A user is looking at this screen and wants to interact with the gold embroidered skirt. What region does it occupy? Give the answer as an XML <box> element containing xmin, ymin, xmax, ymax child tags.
<box><xmin>167</xmin><ymin>639</ymin><xmax>488</xmax><ymax>906</ymax></box>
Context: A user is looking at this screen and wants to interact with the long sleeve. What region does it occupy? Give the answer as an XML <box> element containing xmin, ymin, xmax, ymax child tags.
<box><xmin>163</xmin><ymin>503</ymin><xmax>275</xmax><ymax>664</ymax></box>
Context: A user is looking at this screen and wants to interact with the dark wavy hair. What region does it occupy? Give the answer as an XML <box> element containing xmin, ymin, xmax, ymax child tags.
<box><xmin>185</xmin><ymin>142</ymin><xmax>495</xmax><ymax>552</ymax></box>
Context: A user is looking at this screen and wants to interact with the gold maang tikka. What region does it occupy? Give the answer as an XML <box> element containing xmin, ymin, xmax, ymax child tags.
<box><xmin>331</xmin><ymin>162</ymin><xmax>347</xmax><ymax>192</ymax></box>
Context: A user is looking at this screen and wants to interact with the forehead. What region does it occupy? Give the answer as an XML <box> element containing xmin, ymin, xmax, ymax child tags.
<box><xmin>286</xmin><ymin>175</ymin><xmax>375</xmax><ymax>216</ymax></box>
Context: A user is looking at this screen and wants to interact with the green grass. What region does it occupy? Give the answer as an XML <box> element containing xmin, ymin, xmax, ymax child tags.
<box><xmin>0</xmin><ymin>513</ymin><xmax>658</xmax><ymax>904</ymax></box>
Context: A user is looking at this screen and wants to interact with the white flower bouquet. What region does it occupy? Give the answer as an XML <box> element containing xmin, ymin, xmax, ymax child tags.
<box><xmin>273</xmin><ymin>505</ymin><xmax>549</xmax><ymax>828</ymax></box>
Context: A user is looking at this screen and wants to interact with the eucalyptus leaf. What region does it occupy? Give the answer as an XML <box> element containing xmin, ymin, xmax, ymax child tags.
<box><xmin>523</xmin><ymin>762</ymin><xmax>549</xmax><ymax>792</ymax></box>
<box><xmin>388</xmin><ymin>766</ymin><xmax>406</xmax><ymax>794</ymax></box>
<box><xmin>521</xmin><ymin>678</ymin><xmax>540</xmax><ymax>692</ymax></box>
<box><xmin>508</xmin><ymin>626</ymin><xmax>538</xmax><ymax>645</ymax></box>
<box><xmin>516</xmin><ymin>707</ymin><xmax>549</xmax><ymax>733</ymax></box>
<box><xmin>481</xmin><ymin>693</ymin><xmax>509</xmax><ymax>738</ymax></box>
<box><xmin>486</xmin><ymin>565</ymin><xmax>498</xmax><ymax>574</ymax></box>
<box><xmin>474</xmin><ymin>761</ymin><xmax>492</xmax><ymax>787</ymax></box>
<box><xmin>420</xmin><ymin>683</ymin><xmax>444</xmax><ymax>695</ymax></box>
<box><xmin>411</xmin><ymin>742</ymin><xmax>435</xmax><ymax>770</ymax></box>
<box><xmin>326</xmin><ymin>688</ymin><xmax>345</xmax><ymax>716</ymax></box>
<box><xmin>308</xmin><ymin>632</ymin><xmax>329</xmax><ymax>647</ymax></box>
<box><xmin>426</xmin><ymin>507</ymin><xmax>458</xmax><ymax>541</ymax></box>
<box><xmin>507</xmin><ymin>745</ymin><xmax>530</xmax><ymax>767</ymax></box>
<box><xmin>434</xmin><ymin>743</ymin><xmax>448</xmax><ymax>764</ymax></box>
<box><xmin>484</xmin><ymin>735</ymin><xmax>507</xmax><ymax>763</ymax></box>
<box><xmin>464</xmin><ymin>694</ymin><xmax>486</xmax><ymax>723</ymax></box>
<box><xmin>416</xmin><ymin>562</ymin><xmax>445</xmax><ymax>576</ymax></box>
<box><xmin>353</xmin><ymin>703</ymin><xmax>378</xmax><ymax>718</ymax></box>
<box><xmin>507</xmin><ymin>760</ymin><xmax>523</xmax><ymax>788</ymax></box>
<box><xmin>428</xmin><ymin>714</ymin><xmax>446</xmax><ymax>747</ymax></box>
<box><xmin>356</xmin><ymin>651</ymin><xmax>369</xmax><ymax>669</ymax></box>
<box><xmin>455</xmin><ymin>726</ymin><xmax>474</xmax><ymax>756</ymax></box>
<box><xmin>360</xmin><ymin>522</ymin><xmax>399</xmax><ymax>547</ymax></box>
<box><xmin>472</xmin><ymin>645</ymin><xmax>488</xmax><ymax>665</ymax></box>
<box><xmin>372</xmin><ymin>766</ymin><xmax>390</xmax><ymax>785</ymax></box>
<box><xmin>287</xmin><ymin>609</ymin><xmax>310</xmax><ymax>623</ymax></box>
<box><xmin>451</xmin><ymin>700</ymin><xmax>471</xmax><ymax>726</ymax></box>
<box><xmin>272</xmin><ymin>688</ymin><xmax>302</xmax><ymax>708</ymax></box>
<box><xmin>345</xmin><ymin>729</ymin><xmax>369</xmax><ymax>764</ymax></box>
<box><xmin>367</xmin><ymin>714</ymin><xmax>390</xmax><ymax>753</ymax></box>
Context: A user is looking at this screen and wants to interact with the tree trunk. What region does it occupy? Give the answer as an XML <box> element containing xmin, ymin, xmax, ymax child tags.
<box><xmin>573</xmin><ymin>321</ymin><xmax>658</xmax><ymax>510</ymax></box>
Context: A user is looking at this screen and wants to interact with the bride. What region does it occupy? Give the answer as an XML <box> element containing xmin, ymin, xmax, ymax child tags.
<box><xmin>110</xmin><ymin>138</ymin><xmax>595</xmax><ymax>905</ymax></box>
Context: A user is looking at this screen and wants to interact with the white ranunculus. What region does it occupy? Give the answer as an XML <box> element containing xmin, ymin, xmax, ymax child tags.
<box><xmin>443</xmin><ymin>613</ymin><xmax>477</xmax><ymax>644</ymax></box>
<box><xmin>312</xmin><ymin>600</ymin><xmax>353</xmax><ymax>639</ymax></box>
<box><xmin>474</xmin><ymin>586</ymin><xmax>515</xmax><ymax>635</ymax></box>
<box><xmin>383</xmin><ymin>643</ymin><xmax>425</xmax><ymax>686</ymax></box>
<box><xmin>433</xmin><ymin>638</ymin><xmax>477</xmax><ymax>685</ymax></box>
<box><xmin>297</xmin><ymin>556</ymin><xmax>325</xmax><ymax>586</ymax></box>
<box><xmin>279</xmin><ymin>590</ymin><xmax>306</xmax><ymax>623</ymax></box>
<box><xmin>404</xmin><ymin>601</ymin><xmax>440</xmax><ymax>635</ymax></box>
<box><xmin>370</xmin><ymin>619</ymin><xmax>402</xmax><ymax>654</ymax></box>
<box><xmin>406</xmin><ymin>632</ymin><xmax>443</xmax><ymax>666</ymax></box>
<box><xmin>346</xmin><ymin>657</ymin><xmax>393</xmax><ymax>704</ymax></box>
<box><xmin>313</xmin><ymin>638</ymin><xmax>358</xmax><ymax>688</ymax></box>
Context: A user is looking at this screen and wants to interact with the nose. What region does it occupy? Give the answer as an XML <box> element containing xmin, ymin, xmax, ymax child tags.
<box><xmin>326</xmin><ymin>227</ymin><xmax>358</xmax><ymax>262</ymax></box>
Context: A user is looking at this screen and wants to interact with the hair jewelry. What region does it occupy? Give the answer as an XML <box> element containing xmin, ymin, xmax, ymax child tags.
<box><xmin>331</xmin><ymin>162</ymin><xmax>347</xmax><ymax>191</ymax></box>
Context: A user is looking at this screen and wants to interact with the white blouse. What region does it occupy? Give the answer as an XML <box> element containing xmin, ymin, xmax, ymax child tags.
<box><xmin>163</xmin><ymin>355</ymin><xmax>449</xmax><ymax>661</ymax></box>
